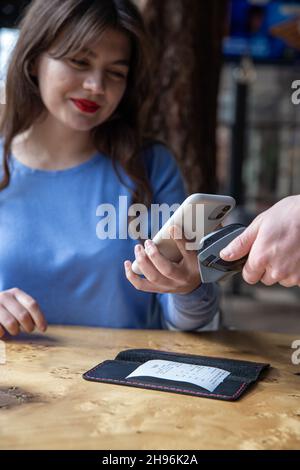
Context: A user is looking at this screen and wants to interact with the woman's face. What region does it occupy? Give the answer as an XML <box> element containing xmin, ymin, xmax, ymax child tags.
<box><xmin>35</xmin><ymin>28</ymin><xmax>131</xmax><ymax>131</ymax></box>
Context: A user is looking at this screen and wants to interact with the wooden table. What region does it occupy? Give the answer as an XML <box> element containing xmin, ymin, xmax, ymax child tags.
<box><xmin>0</xmin><ymin>326</ymin><xmax>300</xmax><ymax>450</ymax></box>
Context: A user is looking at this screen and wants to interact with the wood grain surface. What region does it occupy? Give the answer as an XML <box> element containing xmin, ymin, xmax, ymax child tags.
<box><xmin>0</xmin><ymin>326</ymin><xmax>299</xmax><ymax>450</ymax></box>
<box><xmin>0</xmin><ymin>340</ymin><xmax>5</xmax><ymax>364</ymax></box>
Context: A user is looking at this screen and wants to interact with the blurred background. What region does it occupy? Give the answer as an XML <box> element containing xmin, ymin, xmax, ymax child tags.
<box><xmin>0</xmin><ymin>0</ymin><xmax>299</xmax><ymax>333</ymax></box>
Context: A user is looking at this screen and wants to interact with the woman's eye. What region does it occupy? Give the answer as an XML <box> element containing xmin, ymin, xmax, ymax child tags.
<box><xmin>69</xmin><ymin>58</ymin><xmax>88</xmax><ymax>67</ymax></box>
<box><xmin>108</xmin><ymin>71</ymin><xmax>126</xmax><ymax>80</ymax></box>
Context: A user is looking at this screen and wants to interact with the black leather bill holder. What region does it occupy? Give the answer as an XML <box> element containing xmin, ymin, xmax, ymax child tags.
<box><xmin>83</xmin><ymin>349</ymin><xmax>269</xmax><ymax>401</ymax></box>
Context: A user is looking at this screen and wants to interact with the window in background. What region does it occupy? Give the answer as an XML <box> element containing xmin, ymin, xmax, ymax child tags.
<box><xmin>217</xmin><ymin>1</ymin><xmax>300</xmax><ymax>309</ymax></box>
<box><xmin>0</xmin><ymin>28</ymin><xmax>19</xmax><ymax>103</ymax></box>
<box><xmin>218</xmin><ymin>63</ymin><xmax>300</xmax><ymax>213</ymax></box>
<box><xmin>218</xmin><ymin>0</ymin><xmax>300</xmax><ymax>215</ymax></box>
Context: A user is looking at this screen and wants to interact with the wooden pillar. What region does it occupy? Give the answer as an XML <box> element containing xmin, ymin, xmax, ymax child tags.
<box><xmin>136</xmin><ymin>0</ymin><xmax>228</xmax><ymax>193</ymax></box>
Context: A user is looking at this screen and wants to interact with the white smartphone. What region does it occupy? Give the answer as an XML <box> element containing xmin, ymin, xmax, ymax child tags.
<box><xmin>132</xmin><ymin>193</ymin><xmax>235</xmax><ymax>275</ymax></box>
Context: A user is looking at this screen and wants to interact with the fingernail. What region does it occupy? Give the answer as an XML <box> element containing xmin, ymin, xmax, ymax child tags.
<box><xmin>169</xmin><ymin>226</ymin><xmax>175</xmax><ymax>237</ymax></box>
<box><xmin>145</xmin><ymin>240</ymin><xmax>155</xmax><ymax>254</ymax></box>
<box><xmin>220</xmin><ymin>249</ymin><xmax>232</xmax><ymax>259</ymax></box>
<box><xmin>172</xmin><ymin>225</ymin><xmax>182</xmax><ymax>239</ymax></box>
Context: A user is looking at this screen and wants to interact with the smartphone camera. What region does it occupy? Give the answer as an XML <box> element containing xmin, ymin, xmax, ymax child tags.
<box><xmin>214</xmin><ymin>206</ymin><xmax>230</xmax><ymax>219</ymax></box>
<box><xmin>208</xmin><ymin>204</ymin><xmax>232</xmax><ymax>221</ymax></box>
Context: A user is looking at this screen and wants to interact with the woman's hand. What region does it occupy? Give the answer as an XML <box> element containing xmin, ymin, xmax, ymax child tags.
<box><xmin>0</xmin><ymin>288</ymin><xmax>47</xmax><ymax>338</ymax></box>
<box><xmin>124</xmin><ymin>225</ymin><xmax>201</xmax><ymax>294</ymax></box>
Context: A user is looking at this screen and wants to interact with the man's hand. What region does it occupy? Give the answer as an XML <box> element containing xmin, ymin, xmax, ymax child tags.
<box><xmin>220</xmin><ymin>195</ymin><xmax>300</xmax><ymax>287</ymax></box>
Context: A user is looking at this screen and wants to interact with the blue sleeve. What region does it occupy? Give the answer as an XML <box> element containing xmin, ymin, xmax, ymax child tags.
<box><xmin>144</xmin><ymin>144</ymin><xmax>220</xmax><ymax>331</ymax></box>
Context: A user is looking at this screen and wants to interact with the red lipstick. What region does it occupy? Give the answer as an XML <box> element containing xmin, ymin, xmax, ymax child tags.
<box><xmin>71</xmin><ymin>99</ymin><xmax>100</xmax><ymax>114</ymax></box>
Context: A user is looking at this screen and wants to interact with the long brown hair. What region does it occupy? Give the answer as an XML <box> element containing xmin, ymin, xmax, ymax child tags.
<box><xmin>0</xmin><ymin>0</ymin><xmax>153</xmax><ymax>206</ymax></box>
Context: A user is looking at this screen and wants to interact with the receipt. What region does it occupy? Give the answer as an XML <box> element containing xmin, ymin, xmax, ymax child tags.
<box><xmin>126</xmin><ymin>360</ymin><xmax>230</xmax><ymax>392</ymax></box>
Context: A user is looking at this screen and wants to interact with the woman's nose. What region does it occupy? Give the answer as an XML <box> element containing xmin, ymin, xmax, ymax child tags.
<box><xmin>82</xmin><ymin>71</ymin><xmax>105</xmax><ymax>95</ymax></box>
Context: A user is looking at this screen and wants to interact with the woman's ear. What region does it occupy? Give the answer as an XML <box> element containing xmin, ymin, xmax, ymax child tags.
<box><xmin>29</xmin><ymin>53</ymin><xmax>43</xmax><ymax>77</ymax></box>
<box><xmin>29</xmin><ymin>59</ymin><xmax>38</xmax><ymax>77</ymax></box>
<box><xmin>24</xmin><ymin>58</ymin><xmax>40</xmax><ymax>90</ymax></box>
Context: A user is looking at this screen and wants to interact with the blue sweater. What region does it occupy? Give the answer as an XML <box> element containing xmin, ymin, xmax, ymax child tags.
<box><xmin>0</xmin><ymin>142</ymin><xmax>219</xmax><ymax>330</ymax></box>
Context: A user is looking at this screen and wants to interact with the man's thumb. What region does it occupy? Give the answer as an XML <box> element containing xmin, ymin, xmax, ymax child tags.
<box><xmin>219</xmin><ymin>222</ymin><xmax>259</xmax><ymax>261</ymax></box>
